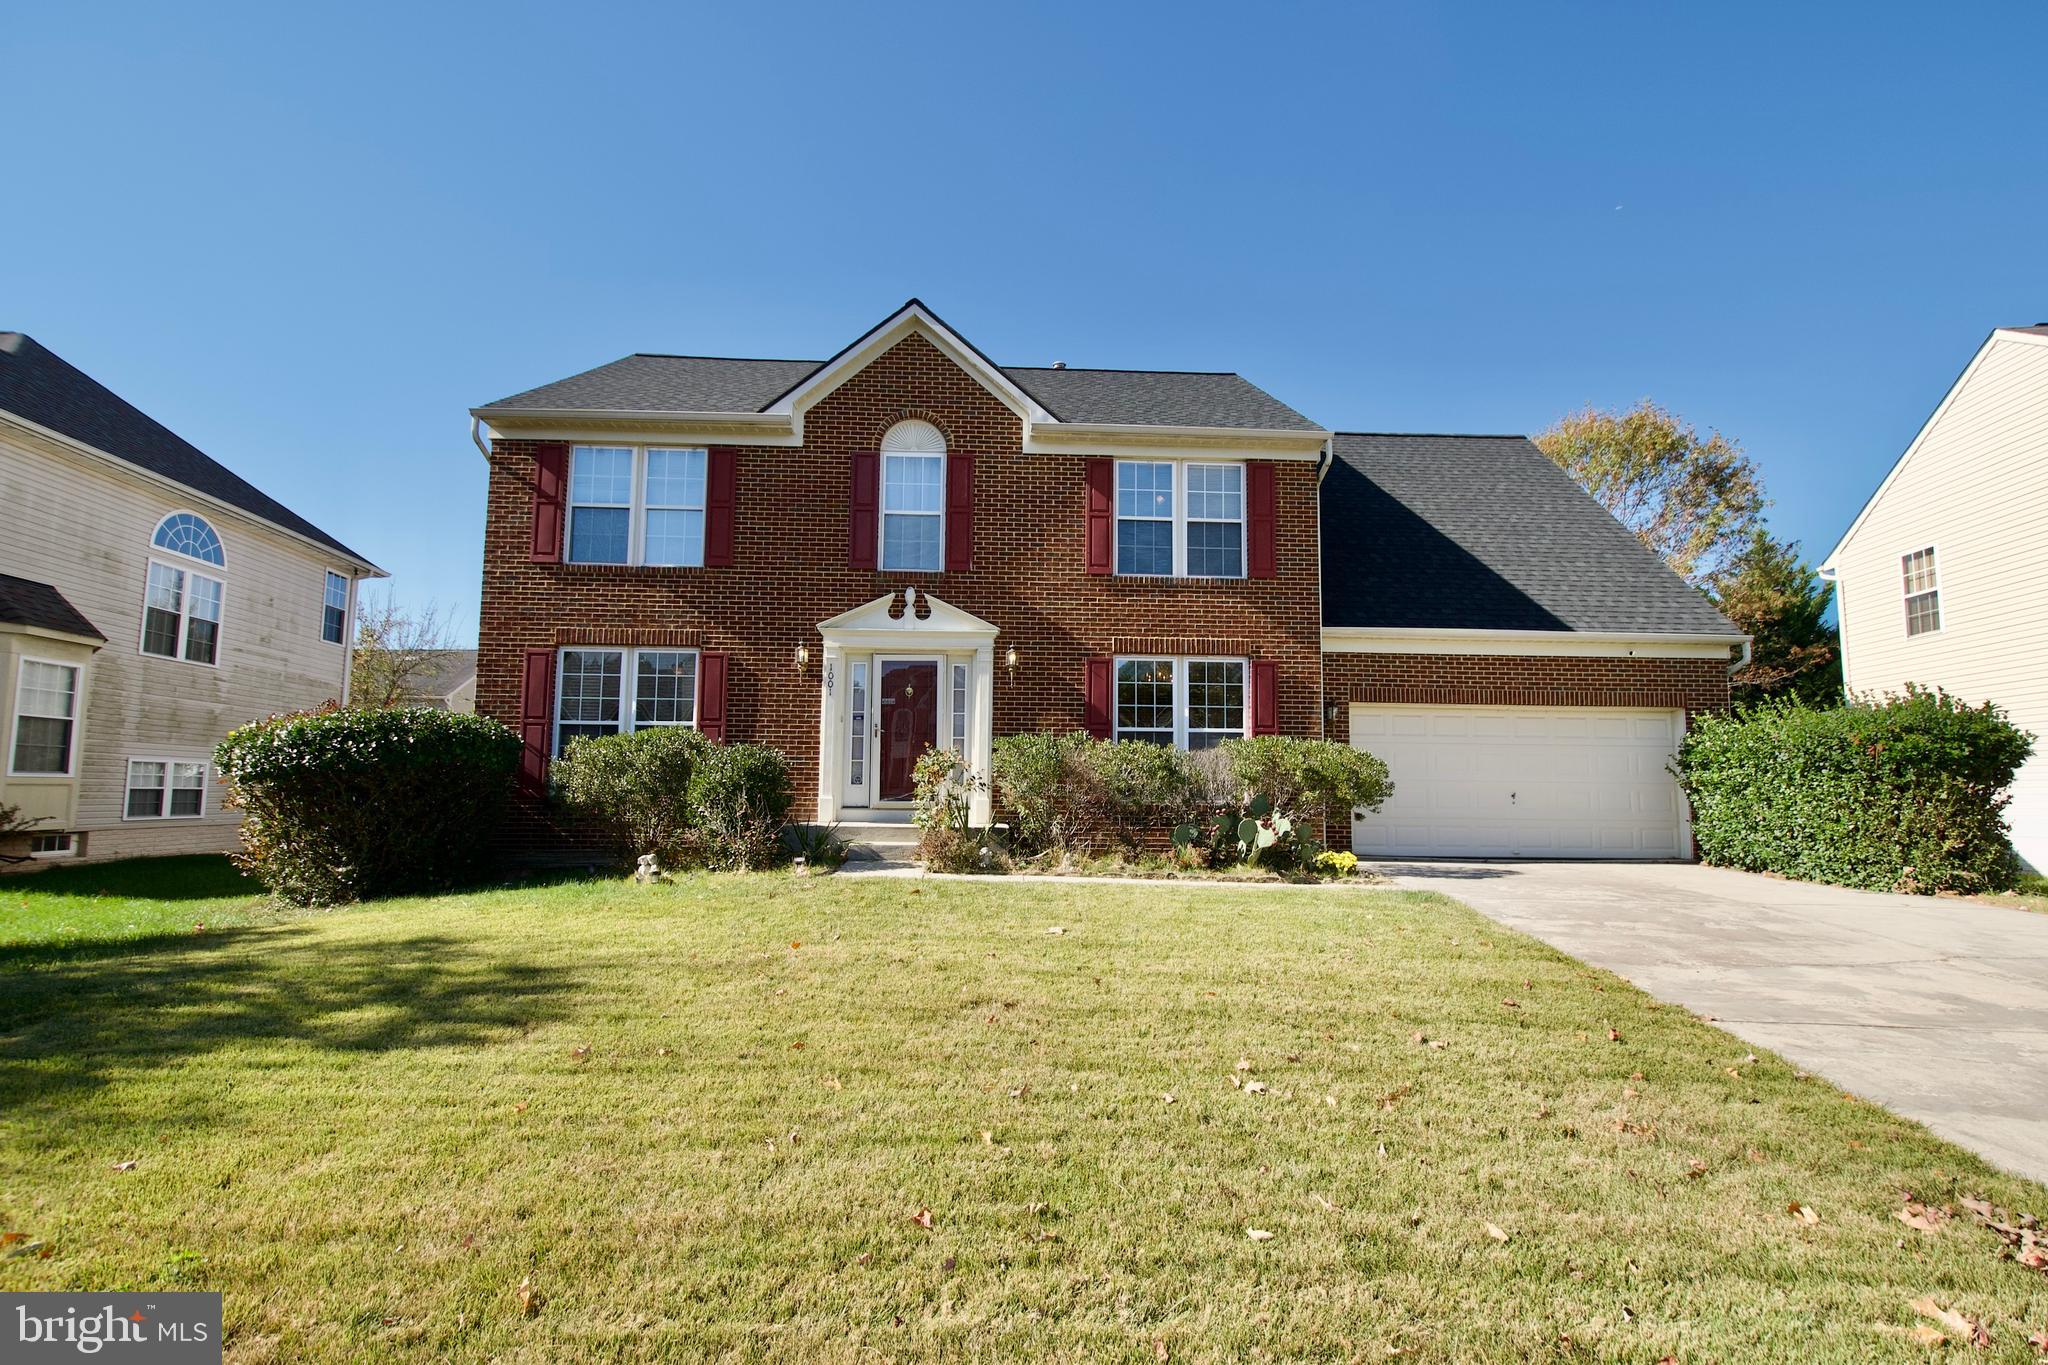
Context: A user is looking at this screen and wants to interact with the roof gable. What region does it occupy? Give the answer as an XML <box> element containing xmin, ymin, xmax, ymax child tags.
<box><xmin>1821</xmin><ymin>326</ymin><xmax>2048</xmax><ymax>570</ymax></box>
<box><xmin>759</xmin><ymin>300</ymin><xmax>1056</xmax><ymax>428</ymax></box>
<box><xmin>0</xmin><ymin>572</ymin><xmax>105</xmax><ymax>643</ymax></box>
<box><xmin>0</xmin><ymin>333</ymin><xmax>377</xmax><ymax>569</ymax></box>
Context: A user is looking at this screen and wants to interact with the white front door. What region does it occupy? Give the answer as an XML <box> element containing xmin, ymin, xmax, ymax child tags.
<box><xmin>1349</xmin><ymin>704</ymin><xmax>1687</xmax><ymax>859</ymax></box>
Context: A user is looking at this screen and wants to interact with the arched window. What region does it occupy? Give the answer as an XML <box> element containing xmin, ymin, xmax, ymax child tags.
<box><xmin>141</xmin><ymin>513</ymin><xmax>225</xmax><ymax>665</ymax></box>
<box><xmin>879</xmin><ymin>420</ymin><xmax>945</xmax><ymax>572</ymax></box>
<box><xmin>151</xmin><ymin>512</ymin><xmax>225</xmax><ymax>566</ymax></box>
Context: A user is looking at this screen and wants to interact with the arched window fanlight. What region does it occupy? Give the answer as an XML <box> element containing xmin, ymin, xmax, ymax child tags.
<box><xmin>880</xmin><ymin>419</ymin><xmax>947</xmax><ymax>454</ymax></box>
<box><xmin>152</xmin><ymin>512</ymin><xmax>225</xmax><ymax>566</ymax></box>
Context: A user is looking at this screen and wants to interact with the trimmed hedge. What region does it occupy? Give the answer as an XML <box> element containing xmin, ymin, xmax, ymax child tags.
<box><xmin>214</xmin><ymin>706</ymin><xmax>520</xmax><ymax>905</ymax></box>
<box><xmin>1208</xmin><ymin>736</ymin><xmax>1393</xmax><ymax>834</ymax></box>
<box><xmin>552</xmin><ymin>728</ymin><xmax>793</xmax><ymax>871</ymax></box>
<box><xmin>1674</xmin><ymin>689</ymin><xmax>2034</xmax><ymax>894</ymax></box>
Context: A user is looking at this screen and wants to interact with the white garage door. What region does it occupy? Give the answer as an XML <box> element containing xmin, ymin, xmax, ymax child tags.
<box><xmin>1349</xmin><ymin>704</ymin><xmax>1687</xmax><ymax>859</ymax></box>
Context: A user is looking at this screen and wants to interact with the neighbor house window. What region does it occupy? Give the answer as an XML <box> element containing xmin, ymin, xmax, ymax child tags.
<box><xmin>878</xmin><ymin>420</ymin><xmax>947</xmax><ymax>573</ymax></box>
<box><xmin>566</xmin><ymin>445</ymin><xmax>710</xmax><ymax>567</ymax></box>
<box><xmin>1114</xmin><ymin>656</ymin><xmax>1247</xmax><ymax>750</ymax></box>
<box><xmin>142</xmin><ymin>513</ymin><xmax>225</xmax><ymax>665</ymax></box>
<box><xmin>1902</xmin><ymin>547</ymin><xmax>1941</xmax><ymax>636</ymax></box>
<box><xmin>553</xmin><ymin>647</ymin><xmax>698</xmax><ymax>756</ymax></box>
<box><xmin>1115</xmin><ymin>460</ymin><xmax>1244</xmax><ymax>577</ymax></box>
<box><xmin>10</xmin><ymin>659</ymin><xmax>79</xmax><ymax>775</ymax></box>
<box><xmin>29</xmin><ymin>832</ymin><xmax>75</xmax><ymax>857</ymax></box>
<box><xmin>322</xmin><ymin>571</ymin><xmax>349</xmax><ymax>644</ymax></box>
<box><xmin>125</xmin><ymin>759</ymin><xmax>207</xmax><ymax>819</ymax></box>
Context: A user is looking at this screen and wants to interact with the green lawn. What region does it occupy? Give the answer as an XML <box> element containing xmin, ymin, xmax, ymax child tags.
<box><xmin>0</xmin><ymin>854</ymin><xmax>286</xmax><ymax>948</ymax></box>
<box><xmin>3</xmin><ymin>863</ymin><xmax>2045</xmax><ymax>1362</ymax></box>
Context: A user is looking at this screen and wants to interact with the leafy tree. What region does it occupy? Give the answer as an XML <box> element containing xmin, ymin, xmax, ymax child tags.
<box><xmin>350</xmin><ymin>591</ymin><xmax>459</xmax><ymax>708</ymax></box>
<box><xmin>1711</xmin><ymin>528</ymin><xmax>1842</xmax><ymax>705</ymax></box>
<box><xmin>1536</xmin><ymin>400</ymin><xmax>1765</xmax><ymax>585</ymax></box>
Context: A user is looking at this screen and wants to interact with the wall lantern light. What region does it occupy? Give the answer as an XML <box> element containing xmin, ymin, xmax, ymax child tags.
<box><xmin>794</xmin><ymin>642</ymin><xmax>811</xmax><ymax>673</ymax></box>
<box><xmin>1004</xmin><ymin>646</ymin><xmax>1020</xmax><ymax>677</ymax></box>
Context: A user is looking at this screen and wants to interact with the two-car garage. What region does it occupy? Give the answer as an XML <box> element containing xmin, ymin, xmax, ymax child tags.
<box><xmin>1347</xmin><ymin>704</ymin><xmax>1689</xmax><ymax>859</ymax></box>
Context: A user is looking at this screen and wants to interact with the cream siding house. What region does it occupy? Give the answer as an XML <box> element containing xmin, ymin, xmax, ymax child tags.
<box><xmin>1821</xmin><ymin>325</ymin><xmax>2048</xmax><ymax>871</ymax></box>
<box><xmin>0</xmin><ymin>333</ymin><xmax>385</xmax><ymax>866</ymax></box>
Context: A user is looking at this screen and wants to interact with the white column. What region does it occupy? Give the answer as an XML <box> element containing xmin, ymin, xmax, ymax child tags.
<box><xmin>971</xmin><ymin>642</ymin><xmax>995</xmax><ymax>827</ymax></box>
<box><xmin>815</xmin><ymin>643</ymin><xmax>843</xmax><ymax>823</ymax></box>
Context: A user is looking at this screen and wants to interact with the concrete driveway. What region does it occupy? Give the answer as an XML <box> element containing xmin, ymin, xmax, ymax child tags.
<box><xmin>1376</xmin><ymin>860</ymin><xmax>2048</xmax><ymax>1186</ymax></box>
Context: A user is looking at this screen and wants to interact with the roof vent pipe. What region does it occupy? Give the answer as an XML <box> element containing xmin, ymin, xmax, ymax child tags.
<box><xmin>1052</xmin><ymin>361</ymin><xmax>1066</xmax><ymax>369</ymax></box>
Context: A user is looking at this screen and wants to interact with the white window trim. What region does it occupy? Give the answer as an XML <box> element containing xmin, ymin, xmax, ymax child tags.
<box><xmin>564</xmin><ymin>445</ymin><xmax>709</xmax><ymax>568</ymax></box>
<box><xmin>137</xmin><ymin>557</ymin><xmax>225</xmax><ymax>667</ymax></box>
<box><xmin>878</xmin><ymin>451</ymin><xmax>946</xmax><ymax>575</ymax></box>
<box><xmin>150</xmin><ymin>510</ymin><xmax>227</xmax><ymax>567</ymax></box>
<box><xmin>322</xmin><ymin>571</ymin><xmax>349</xmax><ymax>645</ymax></box>
<box><xmin>28</xmin><ymin>832</ymin><xmax>78</xmax><ymax>859</ymax></box>
<box><xmin>1113</xmin><ymin>459</ymin><xmax>1247</xmax><ymax>579</ymax></box>
<box><xmin>1111</xmin><ymin>654</ymin><xmax>1250</xmax><ymax>750</ymax></box>
<box><xmin>551</xmin><ymin>645</ymin><xmax>701</xmax><ymax>756</ymax></box>
<box><xmin>122</xmin><ymin>757</ymin><xmax>209</xmax><ymax>821</ymax></box>
<box><xmin>8</xmin><ymin>655</ymin><xmax>83</xmax><ymax>778</ymax></box>
<box><xmin>1901</xmin><ymin>543</ymin><xmax>1944</xmax><ymax>638</ymax></box>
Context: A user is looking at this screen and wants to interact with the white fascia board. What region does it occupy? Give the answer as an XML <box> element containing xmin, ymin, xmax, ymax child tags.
<box><xmin>474</xmin><ymin>411</ymin><xmax>802</xmax><ymax>448</ymax></box>
<box><xmin>0</xmin><ymin>412</ymin><xmax>388</xmax><ymax>578</ymax></box>
<box><xmin>1023</xmin><ymin>424</ymin><xmax>1331</xmax><ymax>459</ymax></box>
<box><xmin>763</xmin><ymin>303</ymin><xmax>1058</xmax><ymax>429</ymax></box>
<box><xmin>1818</xmin><ymin>328</ymin><xmax>2048</xmax><ymax>572</ymax></box>
<box><xmin>0</xmin><ymin>621</ymin><xmax>107</xmax><ymax>651</ymax></box>
<box><xmin>1321</xmin><ymin>626</ymin><xmax>1748</xmax><ymax>658</ymax></box>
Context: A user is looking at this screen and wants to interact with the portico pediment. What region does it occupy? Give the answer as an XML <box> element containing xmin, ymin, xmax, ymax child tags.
<box><xmin>817</xmin><ymin>588</ymin><xmax>998</xmax><ymax>648</ymax></box>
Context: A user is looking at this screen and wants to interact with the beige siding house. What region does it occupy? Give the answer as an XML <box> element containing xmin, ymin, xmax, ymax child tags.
<box><xmin>1821</xmin><ymin>325</ymin><xmax>2048</xmax><ymax>871</ymax></box>
<box><xmin>1</xmin><ymin>333</ymin><xmax>385</xmax><ymax>866</ymax></box>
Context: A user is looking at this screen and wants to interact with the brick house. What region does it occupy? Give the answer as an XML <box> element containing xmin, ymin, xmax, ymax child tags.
<box><xmin>472</xmin><ymin>301</ymin><xmax>1743</xmax><ymax>859</ymax></box>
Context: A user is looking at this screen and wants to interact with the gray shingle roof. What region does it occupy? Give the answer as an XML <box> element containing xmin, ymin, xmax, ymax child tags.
<box><xmin>0</xmin><ymin>333</ymin><xmax>373</xmax><ymax>566</ymax></box>
<box><xmin>480</xmin><ymin>354</ymin><xmax>1323</xmax><ymax>431</ymax></box>
<box><xmin>0</xmin><ymin>572</ymin><xmax>104</xmax><ymax>641</ymax></box>
<box><xmin>1321</xmin><ymin>433</ymin><xmax>1741</xmax><ymax>636</ymax></box>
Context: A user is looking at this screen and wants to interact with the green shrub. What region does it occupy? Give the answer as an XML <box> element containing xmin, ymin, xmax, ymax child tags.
<box><xmin>990</xmin><ymin>731</ymin><xmax>1092</xmax><ymax>851</ymax></box>
<box><xmin>687</xmin><ymin>742</ymin><xmax>793</xmax><ymax>870</ymax></box>
<box><xmin>213</xmin><ymin>705</ymin><xmax>520</xmax><ymax>905</ymax></box>
<box><xmin>1674</xmin><ymin>688</ymin><xmax>2034</xmax><ymax>894</ymax></box>
<box><xmin>1210</xmin><ymin>736</ymin><xmax>1394</xmax><ymax>833</ymax></box>
<box><xmin>1082</xmin><ymin>741</ymin><xmax>1202</xmax><ymax>850</ymax></box>
<box><xmin>551</xmin><ymin>727</ymin><xmax>702</xmax><ymax>869</ymax></box>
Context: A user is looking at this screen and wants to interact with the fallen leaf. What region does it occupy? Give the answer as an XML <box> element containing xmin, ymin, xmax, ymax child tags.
<box><xmin>1155</xmin><ymin>1339</ymin><xmax>1170</xmax><ymax>1362</ymax></box>
<box><xmin>656</xmin><ymin>1047</ymin><xmax>673</xmax><ymax>1057</ymax></box>
<box><xmin>1046</xmin><ymin>926</ymin><xmax>1065</xmax><ymax>936</ymax></box>
<box><xmin>823</xmin><ymin>1075</ymin><xmax>843</xmax><ymax>1091</ymax></box>
<box><xmin>382</xmin><ymin>1315</ymin><xmax>401</xmax><ymax>1327</ymax></box>
<box><xmin>512</xmin><ymin>1102</ymin><xmax>528</xmax><ymax>1114</ymax></box>
<box><xmin>789</xmin><ymin>1041</ymin><xmax>805</xmax><ymax>1051</ymax></box>
<box><xmin>570</xmin><ymin>1045</ymin><xmax>591</xmax><ymax>1061</ymax></box>
<box><xmin>0</xmin><ymin>1233</ymin><xmax>23</xmax><ymax>1248</ymax></box>
<box><xmin>981</xmin><ymin>1130</ymin><xmax>994</xmax><ymax>1146</ymax></box>
<box><xmin>2025</xmin><ymin>1328</ymin><xmax>2046</xmax><ymax>1353</ymax></box>
<box><xmin>1427</xmin><ymin>1039</ymin><xmax>1448</xmax><ymax>1051</ymax></box>
<box><xmin>1896</xmin><ymin>1199</ymin><xmax>1949</xmax><ymax>1234</ymax></box>
<box><xmin>790</xmin><ymin>941</ymin><xmax>801</xmax><ymax>949</ymax></box>
<box><xmin>1244</xmin><ymin>1080</ymin><xmax>1268</xmax><ymax>1095</ymax></box>
<box><xmin>1788</xmin><ymin>1202</ymin><xmax>1819</xmax><ymax>1225</ymax></box>
<box><xmin>1161</xmin><ymin>1093</ymin><xmax>1176</xmax><ymax>1104</ymax></box>
<box><xmin>1911</xmin><ymin>1296</ymin><xmax>1989</xmax><ymax>1346</ymax></box>
<box><xmin>1409</xmin><ymin>1031</ymin><xmax>1427</xmax><ymax>1045</ymax></box>
<box><xmin>1484</xmin><ymin>1222</ymin><xmax>1510</xmax><ymax>1243</ymax></box>
<box><xmin>940</xmin><ymin>1255</ymin><xmax>956</xmax><ymax>1272</ymax></box>
<box><xmin>515</xmin><ymin>1276</ymin><xmax>542</xmax><ymax>1318</ymax></box>
<box><xmin>110</xmin><ymin>1160</ymin><xmax>138</xmax><ymax>1172</ymax></box>
<box><xmin>1607</xmin><ymin>1028</ymin><xmax>1623</xmax><ymax>1043</ymax></box>
<box><xmin>1246</xmin><ymin>1228</ymin><xmax>1274</xmax><ymax>1242</ymax></box>
<box><xmin>1324</xmin><ymin>1094</ymin><xmax>1338</xmax><ymax>1108</ymax></box>
<box><xmin>1236</xmin><ymin>1057</ymin><xmax>1253</xmax><ymax>1072</ymax></box>
<box><xmin>1908</xmin><ymin>1324</ymin><xmax>1948</xmax><ymax>1347</ymax></box>
<box><xmin>1686</xmin><ymin>1159</ymin><xmax>1708</xmax><ymax>1179</ymax></box>
<box><xmin>911</xmin><ymin>1207</ymin><xmax>934</xmax><ymax>1230</ymax></box>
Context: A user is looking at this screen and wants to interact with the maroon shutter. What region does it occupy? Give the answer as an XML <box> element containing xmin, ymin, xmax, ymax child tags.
<box><xmin>1250</xmin><ymin>659</ymin><xmax>1279</xmax><ymax>736</ymax></box>
<box><xmin>849</xmin><ymin>451</ymin><xmax>879</xmax><ymax>570</ymax></box>
<box><xmin>1084</xmin><ymin>458</ymin><xmax>1113</xmax><ymax>575</ymax></box>
<box><xmin>1084</xmin><ymin>656</ymin><xmax>1112</xmax><ymax>739</ymax></box>
<box><xmin>1247</xmin><ymin>461</ymin><xmax>1276</xmax><ymax>579</ymax></box>
<box><xmin>945</xmin><ymin>451</ymin><xmax>974</xmax><ymax>572</ymax></box>
<box><xmin>697</xmin><ymin>650</ymin><xmax>729</xmax><ymax>742</ymax></box>
<box><xmin>529</xmin><ymin>443</ymin><xmax>568</xmax><ymax>563</ymax></box>
<box><xmin>704</xmin><ymin>447</ymin><xmax>736</xmax><ymax>567</ymax></box>
<box><xmin>518</xmin><ymin>648</ymin><xmax>555</xmax><ymax>790</ymax></box>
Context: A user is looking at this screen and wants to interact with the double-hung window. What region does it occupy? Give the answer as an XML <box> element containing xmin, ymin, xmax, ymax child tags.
<box><xmin>10</xmin><ymin>659</ymin><xmax>79</xmax><ymax>775</ymax></box>
<box><xmin>322</xmin><ymin>571</ymin><xmax>349</xmax><ymax>644</ymax></box>
<box><xmin>1114</xmin><ymin>460</ymin><xmax>1244</xmax><ymax>577</ymax></box>
<box><xmin>125</xmin><ymin>759</ymin><xmax>207</xmax><ymax>819</ymax></box>
<box><xmin>142</xmin><ymin>513</ymin><xmax>225</xmax><ymax>665</ymax></box>
<box><xmin>553</xmin><ymin>647</ymin><xmax>699</xmax><ymax>756</ymax></box>
<box><xmin>881</xmin><ymin>453</ymin><xmax>944</xmax><ymax>571</ymax></box>
<box><xmin>566</xmin><ymin>446</ymin><xmax>709</xmax><ymax>567</ymax></box>
<box><xmin>1113</xmin><ymin>656</ymin><xmax>1247</xmax><ymax>750</ymax></box>
<box><xmin>1902</xmin><ymin>547</ymin><xmax>1941</xmax><ymax>636</ymax></box>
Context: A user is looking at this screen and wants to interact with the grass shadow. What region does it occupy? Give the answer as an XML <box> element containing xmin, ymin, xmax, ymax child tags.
<box><xmin>7</xmin><ymin>853</ymin><xmax>262</xmax><ymax>902</ymax></box>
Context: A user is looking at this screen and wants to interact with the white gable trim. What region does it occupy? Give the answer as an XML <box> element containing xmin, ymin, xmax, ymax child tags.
<box><xmin>1821</xmin><ymin>327</ymin><xmax>2048</xmax><ymax>572</ymax></box>
<box><xmin>763</xmin><ymin>301</ymin><xmax>1058</xmax><ymax>436</ymax></box>
<box><xmin>817</xmin><ymin>587</ymin><xmax>999</xmax><ymax>649</ymax></box>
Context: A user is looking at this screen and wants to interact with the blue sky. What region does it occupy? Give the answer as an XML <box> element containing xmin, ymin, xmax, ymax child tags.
<box><xmin>8</xmin><ymin>2</ymin><xmax>2044</xmax><ymax>643</ymax></box>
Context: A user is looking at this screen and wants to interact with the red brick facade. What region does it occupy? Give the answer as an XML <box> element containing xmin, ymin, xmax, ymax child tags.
<box><xmin>476</xmin><ymin>333</ymin><xmax>1325</xmax><ymax>823</ymax></box>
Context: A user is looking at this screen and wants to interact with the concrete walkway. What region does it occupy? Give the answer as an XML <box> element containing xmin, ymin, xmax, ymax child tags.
<box><xmin>1375</xmin><ymin>860</ymin><xmax>2048</xmax><ymax>1186</ymax></box>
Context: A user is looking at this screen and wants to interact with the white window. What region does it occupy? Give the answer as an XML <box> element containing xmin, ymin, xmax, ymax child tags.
<box><xmin>29</xmin><ymin>832</ymin><xmax>75</xmax><ymax>858</ymax></box>
<box><xmin>565</xmin><ymin>445</ymin><xmax>710</xmax><ymax>567</ymax></box>
<box><xmin>1902</xmin><ymin>547</ymin><xmax>1941</xmax><ymax>637</ymax></box>
<box><xmin>847</xmin><ymin>660</ymin><xmax>869</xmax><ymax>789</ymax></box>
<box><xmin>553</xmin><ymin>647</ymin><xmax>699</xmax><ymax>756</ymax></box>
<box><xmin>951</xmin><ymin>661</ymin><xmax>968</xmax><ymax>755</ymax></box>
<box><xmin>10</xmin><ymin>659</ymin><xmax>79</xmax><ymax>775</ymax></box>
<box><xmin>1115</xmin><ymin>460</ymin><xmax>1244</xmax><ymax>577</ymax></box>
<box><xmin>322</xmin><ymin>572</ymin><xmax>349</xmax><ymax>644</ymax></box>
<box><xmin>1113</xmin><ymin>656</ymin><xmax>1248</xmax><ymax>751</ymax></box>
<box><xmin>142</xmin><ymin>514</ymin><xmax>225</xmax><ymax>665</ymax></box>
<box><xmin>125</xmin><ymin>759</ymin><xmax>207</xmax><ymax>820</ymax></box>
<box><xmin>880</xmin><ymin>420</ymin><xmax>945</xmax><ymax>573</ymax></box>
